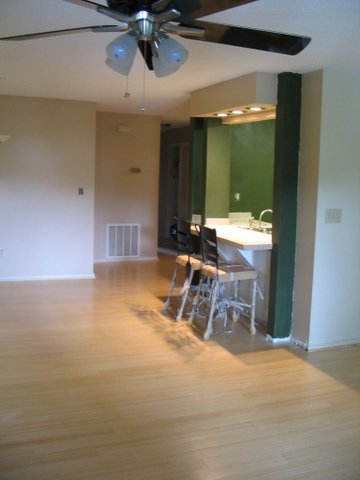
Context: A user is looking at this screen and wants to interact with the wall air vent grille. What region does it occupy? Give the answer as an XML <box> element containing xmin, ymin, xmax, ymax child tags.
<box><xmin>107</xmin><ymin>224</ymin><xmax>140</xmax><ymax>258</ymax></box>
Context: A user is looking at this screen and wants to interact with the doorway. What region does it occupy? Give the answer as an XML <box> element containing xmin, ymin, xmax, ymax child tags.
<box><xmin>158</xmin><ymin>141</ymin><xmax>190</xmax><ymax>250</ymax></box>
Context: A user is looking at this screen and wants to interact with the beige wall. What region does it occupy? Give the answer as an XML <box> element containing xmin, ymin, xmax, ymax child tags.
<box><xmin>94</xmin><ymin>112</ymin><xmax>161</xmax><ymax>261</ymax></box>
<box><xmin>293</xmin><ymin>69</ymin><xmax>360</xmax><ymax>349</ymax></box>
<box><xmin>0</xmin><ymin>95</ymin><xmax>96</xmax><ymax>280</ymax></box>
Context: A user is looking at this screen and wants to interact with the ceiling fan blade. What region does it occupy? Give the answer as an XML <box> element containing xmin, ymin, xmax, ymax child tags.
<box><xmin>178</xmin><ymin>0</ymin><xmax>257</xmax><ymax>20</ymax></box>
<box><xmin>162</xmin><ymin>23</ymin><xmax>204</xmax><ymax>38</ymax></box>
<box><xmin>93</xmin><ymin>24</ymin><xmax>129</xmax><ymax>32</ymax></box>
<box><xmin>64</xmin><ymin>0</ymin><xmax>131</xmax><ymax>23</ymax></box>
<box><xmin>138</xmin><ymin>40</ymin><xmax>154</xmax><ymax>70</ymax></box>
<box><xmin>178</xmin><ymin>20</ymin><xmax>311</xmax><ymax>55</ymax></box>
<box><xmin>63</xmin><ymin>0</ymin><xmax>103</xmax><ymax>11</ymax></box>
<box><xmin>152</xmin><ymin>0</ymin><xmax>174</xmax><ymax>13</ymax></box>
<box><xmin>106</xmin><ymin>0</ymin><xmax>136</xmax><ymax>15</ymax></box>
<box><xmin>152</xmin><ymin>0</ymin><xmax>201</xmax><ymax>15</ymax></box>
<box><xmin>0</xmin><ymin>25</ymin><xmax>121</xmax><ymax>41</ymax></box>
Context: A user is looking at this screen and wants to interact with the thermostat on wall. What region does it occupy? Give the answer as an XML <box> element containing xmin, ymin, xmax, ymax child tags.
<box><xmin>117</xmin><ymin>125</ymin><xmax>130</xmax><ymax>133</ymax></box>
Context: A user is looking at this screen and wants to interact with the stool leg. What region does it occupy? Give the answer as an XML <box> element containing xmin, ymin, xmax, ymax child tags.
<box><xmin>203</xmin><ymin>280</ymin><xmax>218</xmax><ymax>340</ymax></box>
<box><xmin>161</xmin><ymin>263</ymin><xmax>179</xmax><ymax>313</ymax></box>
<box><xmin>249</xmin><ymin>278</ymin><xmax>257</xmax><ymax>335</ymax></box>
<box><xmin>188</xmin><ymin>274</ymin><xmax>204</xmax><ymax>326</ymax></box>
<box><xmin>176</xmin><ymin>265</ymin><xmax>195</xmax><ymax>322</ymax></box>
<box><xmin>232</xmin><ymin>280</ymin><xmax>240</xmax><ymax>324</ymax></box>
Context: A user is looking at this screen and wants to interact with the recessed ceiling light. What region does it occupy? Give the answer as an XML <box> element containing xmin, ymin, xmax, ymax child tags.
<box><xmin>231</xmin><ymin>110</ymin><xmax>244</xmax><ymax>115</ymax></box>
<box><xmin>216</xmin><ymin>112</ymin><xmax>228</xmax><ymax>117</ymax></box>
<box><xmin>249</xmin><ymin>106</ymin><xmax>263</xmax><ymax>112</ymax></box>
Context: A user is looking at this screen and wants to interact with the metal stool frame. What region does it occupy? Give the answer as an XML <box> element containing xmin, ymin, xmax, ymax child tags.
<box><xmin>162</xmin><ymin>219</ymin><xmax>202</xmax><ymax>321</ymax></box>
<box><xmin>189</xmin><ymin>225</ymin><xmax>259</xmax><ymax>340</ymax></box>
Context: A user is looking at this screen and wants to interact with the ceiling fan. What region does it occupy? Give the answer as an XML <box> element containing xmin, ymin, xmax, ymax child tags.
<box><xmin>0</xmin><ymin>0</ymin><xmax>311</xmax><ymax>77</ymax></box>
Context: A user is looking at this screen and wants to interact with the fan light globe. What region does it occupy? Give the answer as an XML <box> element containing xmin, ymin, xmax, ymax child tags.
<box><xmin>158</xmin><ymin>37</ymin><xmax>188</xmax><ymax>68</ymax></box>
<box><xmin>112</xmin><ymin>43</ymin><xmax>129</xmax><ymax>60</ymax></box>
<box><xmin>106</xmin><ymin>33</ymin><xmax>137</xmax><ymax>75</ymax></box>
<box><xmin>152</xmin><ymin>56</ymin><xmax>179</xmax><ymax>77</ymax></box>
<box><xmin>106</xmin><ymin>57</ymin><xmax>133</xmax><ymax>76</ymax></box>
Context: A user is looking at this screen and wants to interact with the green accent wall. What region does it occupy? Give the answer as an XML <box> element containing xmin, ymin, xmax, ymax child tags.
<box><xmin>229</xmin><ymin>120</ymin><xmax>275</xmax><ymax>219</ymax></box>
<box><xmin>201</xmin><ymin>119</ymin><xmax>275</xmax><ymax>221</ymax></box>
<box><xmin>190</xmin><ymin>118</ymin><xmax>276</xmax><ymax>224</ymax></box>
<box><xmin>205</xmin><ymin>119</ymin><xmax>232</xmax><ymax>218</ymax></box>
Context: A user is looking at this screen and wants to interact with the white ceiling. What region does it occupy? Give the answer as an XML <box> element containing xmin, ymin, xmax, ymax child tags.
<box><xmin>1</xmin><ymin>0</ymin><xmax>359</xmax><ymax>126</ymax></box>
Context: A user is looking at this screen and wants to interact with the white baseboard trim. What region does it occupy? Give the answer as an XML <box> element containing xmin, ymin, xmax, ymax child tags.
<box><xmin>266</xmin><ymin>335</ymin><xmax>359</xmax><ymax>351</ymax></box>
<box><xmin>94</xmin><ymin>256</ymin><xmax>158</xmax><ymax>264</ymax></box>
<box><xmin>266</xmin><ymin>334</ymin><xmax>292</xmax><ymax>344</ymax></box>
<box><xmin>302</xmin><ymin>338</ymin><xmax>359</xmax><ymax>351</ymax></box>
<box><xmin>291</xmin><ymin>338</ymin><xmax>309</xmax><ymax>350</ymax></box>
<box><xmin>0</xmin><ymin>274</ymin><xmax>96</xmax><ymax>282</ymax></box>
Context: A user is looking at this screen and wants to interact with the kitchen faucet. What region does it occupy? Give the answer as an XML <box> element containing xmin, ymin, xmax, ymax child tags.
<box><xmin>259</xmin><ymin>209</ymin><xmax>273</xmax><ymax>231</ymax></box>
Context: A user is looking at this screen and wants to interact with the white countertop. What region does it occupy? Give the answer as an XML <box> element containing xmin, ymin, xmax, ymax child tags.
<box><xmin>207</xmin><ymin>224</ymin><xmax>272</xmax><ymax>251</ymax></box>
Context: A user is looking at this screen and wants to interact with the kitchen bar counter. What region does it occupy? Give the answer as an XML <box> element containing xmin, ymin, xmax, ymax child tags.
<box><xmin>207</xmin><ymin>225</ymin><xmax>272</xmax><ymax>251</ymax></box>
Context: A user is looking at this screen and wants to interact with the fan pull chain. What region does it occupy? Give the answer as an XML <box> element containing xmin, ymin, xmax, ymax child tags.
<box><xmin>141</xmin><ymin>42</ymin><xmax>147</xmax><ymax>112</ymax></box>
<box><xmin>123</xmin><ymin>75</ymin><xmax>130</xmax><ymax>98</ymax></box>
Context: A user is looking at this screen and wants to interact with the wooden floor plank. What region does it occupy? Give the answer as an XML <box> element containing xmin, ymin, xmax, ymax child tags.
<box><xmin>0</xmin><ymin>253</ymin><xmax>359</xmax><ymax>479</ymax></box>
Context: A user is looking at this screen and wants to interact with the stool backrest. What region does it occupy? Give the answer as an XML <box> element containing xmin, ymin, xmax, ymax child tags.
<box><xmin>200</xmin><ymin>225</ymin><xmax>218</xmax><ymax>268</ymax></box>
<box><xmin>175</xmin><ymin>218</ymin><xmax>201</xmax><ymax>257</ymax></box>
<box><xmin>176</xmin><ymin>218</ymin><xmax>191</xmax><ymax>255</ymax></box>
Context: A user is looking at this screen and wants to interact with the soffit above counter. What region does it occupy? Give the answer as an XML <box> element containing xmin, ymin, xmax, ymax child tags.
<box><xmin>190</xmin><ymin>72</ymin><xmax>277</xmax><ymax>123</ymax></box>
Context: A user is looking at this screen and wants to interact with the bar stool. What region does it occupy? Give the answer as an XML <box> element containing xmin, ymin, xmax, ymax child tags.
<box><xmin>188</xmin><ymin>225</ymin><xmax>259</xmax><ymax>340</ymax></box>
<box><xmin>162</xmin><ymin>218</ymin><xmax>202</xmax><ymax>321</ymax></box>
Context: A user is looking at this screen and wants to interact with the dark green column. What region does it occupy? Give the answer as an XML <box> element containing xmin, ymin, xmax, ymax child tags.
<box><xmin>267</xmin><ymin>73</ymin><xmax>302</xmax><ymax>339</ymax></box>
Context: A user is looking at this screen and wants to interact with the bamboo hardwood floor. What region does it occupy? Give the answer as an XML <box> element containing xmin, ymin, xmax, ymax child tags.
<box><xmin>0</xmin><ymin>253</ymin><xmax>359</xmax><ymax>480</ymax></box>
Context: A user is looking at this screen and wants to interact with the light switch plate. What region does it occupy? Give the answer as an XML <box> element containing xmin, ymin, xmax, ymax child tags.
<box><xmin>325</xmin><ymin>208</ymin><xmax>342</xmax><ymax>224</ymax></box>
